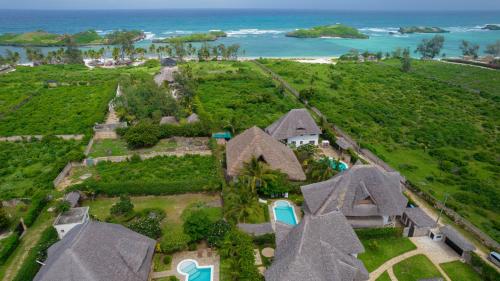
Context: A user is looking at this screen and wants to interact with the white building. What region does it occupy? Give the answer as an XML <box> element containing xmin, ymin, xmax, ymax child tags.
<box><xmin>53</xmin><ymin>206</ymin><xmax>89</xmax><ymax>239</ymax></box>
<box><xmin>265</xmin><ymin>109</ymin><xmax>321</xmax><ymax>147</ymax></box>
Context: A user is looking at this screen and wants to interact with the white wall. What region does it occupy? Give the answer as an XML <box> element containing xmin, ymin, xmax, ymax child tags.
<box><xmin>287</xmin><ymin>134</ymin><xmax>319</xmax><ymax>147</ymax></box>
<box><xmin>55</xmin><ymin>222</ymin><xmax>81</xmax><ymax>239</ymax></box>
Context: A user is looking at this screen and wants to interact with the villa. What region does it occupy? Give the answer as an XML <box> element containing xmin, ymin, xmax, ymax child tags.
<box><xmin>226</xmin><ymin>126</ymin><xmax>306</xmax><ymax>181</ymax></box>
<box><xmin>34</xmin><ymin>221</ymin><xmax>156</xmax><ymax>281</ymax></box>
<box><xmin>265</xmin><ymin>108</ymin><xmax>321</xmax><ymax>147</ymax></box>
<box><xmin>301</xmin><ymin>164</ymin><xmax>407</xmax><ymax>228</ymax></box>
<box><xmin>265</xmin><ymin>210</ymin><xmax>369</xmax><ymax>281</ymax></box>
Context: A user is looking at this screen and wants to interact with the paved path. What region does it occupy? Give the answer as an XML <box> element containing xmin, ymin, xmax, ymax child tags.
<box><xmin>387</xmin><ymin>267</ymin><xmax>397</xmax><ymax>281</ymax></box>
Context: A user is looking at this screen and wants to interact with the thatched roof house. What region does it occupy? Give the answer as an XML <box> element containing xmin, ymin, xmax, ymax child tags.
<box><xmin>226</xmin><ymin>126</ymin><xmax>306</xmax><ymax>181</ymax></box>
<box><xmin>186</xmin><ymin>113</ymin><xmax>200</xmax><ymax>123</ymax></box>
<box><xmin>265</xmin><ymin>211</ymin><xmax>368</xmax><ymax>281</ymax></box>
<box><xmin>160</xmin><ymin>116</ymin><xmax>179</xmax><ymax>125</ymax></box>
<box><xmin>265</xmin><ymin>109</ymin><xmax>321</xmax><ymax>142</ymax></box>
<box><xmin>34</xmin><ymin>221</ymin><xmax>156</xmax><ymax>281</ymax></box>
<box><xmin>301</xmin><ymin>165</ymin><xmax>407</xmax><ymax>227</ymax></box>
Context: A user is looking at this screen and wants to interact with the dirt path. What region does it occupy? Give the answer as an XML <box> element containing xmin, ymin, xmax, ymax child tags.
<box><xmin>2</xmin><ymin>217</ymin><xmax>52</xmax><ymax>281</ymax></box>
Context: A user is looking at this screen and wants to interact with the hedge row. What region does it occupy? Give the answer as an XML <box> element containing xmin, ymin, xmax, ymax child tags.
<box><xmin>158</xmin><ymin>122</ymin><xmax>211</xmax><ymax>138</ymax></box>
<box><xmin>355</xmin><ymin>227</ymin><xmax>403</xmax><ymax>240</ymax></box>
<box><xmin>23</xmin><ymin>192</ymin><xmax>49</xmax><ymax>227</ymax></box>
<box><xmin>470</xmin><ymin>252</ymin><xmax>500</xmax><ymax>281</ymax></box>
<box><xmin>13</xmin><ymin>226</ymin><xmax>58</xmax><ymax>281</ymax></box>
<box><xmin>0</xmin><ymin>233</ymin><xmax>20</xmax><ymax>265</ymax></box>
<box><xmin>78</xmin><ymin>179</ymin><xmax>221</xmax><ymax>196</ymax></box>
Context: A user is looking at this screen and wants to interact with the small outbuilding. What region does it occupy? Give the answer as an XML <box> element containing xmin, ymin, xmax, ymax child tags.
<box><xmin>439</xmin><ymin>225</ymin><xmax>476</xmax><ymax>261</ymax></box>
<box><xmin>64</xmin><ymin>191</ymin><xmax>81</xmax><ymax>208</ymax></box>
<box><xmin>401</xmin><ymin>207</ymin><xmax>436</xmax><ymax>237</ymax></box>
<box><xmin>53</xmin><ymin>206</ymin><xmax>89</xmax><ymax>239</ymax></box>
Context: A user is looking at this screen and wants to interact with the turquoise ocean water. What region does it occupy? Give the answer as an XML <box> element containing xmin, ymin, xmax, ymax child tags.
<box><xmin>0</xmin><ymin>9</ymin><xmax>499</xmax><ymax>59</ymax></box>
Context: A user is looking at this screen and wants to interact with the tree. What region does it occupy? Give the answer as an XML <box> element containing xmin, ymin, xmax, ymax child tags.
<box><xmin>459</xmin><ymin>40</ymin><xmax>480</xmax><ymax>59</ymax></box>
<box><xmin>25</xmin><ymin>47</ymin><xmax>45</xmax><ymax>64</ymax></box>
<box><xmin>172</xmin><ymin>42</ymin><xmax>187</xmax><ymax>61</ymax></box>
<box><xmin>224</xmin><ymin>184</ymin><xmax>260</xmax><ymax>223</ymax></box>
<box><xmin>112</xmin><ymin>47</ymin><xmax>120</xmax><ymax>61</ymax></box>
<box><xmin>62</xmin><ymin>35</ymin><xmax>84</xmax><ymax>64</ymax></box>
<box><xmin>219</xmin><ymin>230</ymin><xmax>261</xmax><ymax>281</ymax></box>
<box><xmin>306</xmin><ymin>158</ymin><xmax>336</xmax><ymax>182</ymax></box>
<box><xmin>4</xmin><ymin>49</ymin><xmax>20</xmax><ymax>66</ymax></box>
<box><xmin>183</xmin><ymin>210</ymin><xmax>212</xmax><ymax>242</ymax></box>
<box><xmin>108</xmin><ymin>30</ymin><xmax>136</xmax><ymax>60</ymax></box>
<box><xmin>110</xmin><ymin>195</ymin><xmax>134</xmax><ymax>216</ymax></box>
<box><xmin>401</xmin><ymin>47</ymin><xmax>411</xmax><ymax>72</ymax></box>
<box><xmin>197</xmin><ymin>43</ymin><xmax>211</xmax><ymax>61</ymax></box>
<box><xmin>415</xmin><ymin>35</ymin><xmax>445</xmax><ymax>59</ymax></box>
<box><xmin>240</xmin><ymin>156</ymin><xmax>279</xmax><ymax>193</ymax></box>
<box><xmin>485</xmin><ymin>40</ymin><xmax>500</xmax><ymax>57</ymax></box>
<box><xmin>299</xmin><ymin>87</ymin><xmax>314</xmax><ymax>103</ymax></box>
<box><xmin>206</xmin><ymin>220</ymin><xmax>231</xmax><ymax>248</ymax></box>
<box><xmin>0</xmin><ymin>207</ymin><xmax>10</xmax><ymax>231</ymax></box>
<box><xmin>124</xmin><ymin>121</ymin><xmax>161</xmax><ymax>149</ymax></box>
<box><xmin>128</xmin><ymin>217</ymin><xmax>162</xmax><ymax>239</ymax></box>
<box><xmin>55</xmin><ymin>200</ymin><xmax>71</xmax><ymax>214</ymax></box>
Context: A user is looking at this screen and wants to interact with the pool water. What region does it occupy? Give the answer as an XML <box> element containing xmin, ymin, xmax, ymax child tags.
<box><xmin>178</xmin><ymin>260</ymin><xmax>212</xmax><ymax>281</ymax></box>
<box><xmin>273</xmin><ymin>200</ymin><xmax>298</xmax><ymax>225</ymax></box>
<box><xmin>327</xmin><ymin>157</ymin><xmax>349</xmax><ymax>171</ymax></box>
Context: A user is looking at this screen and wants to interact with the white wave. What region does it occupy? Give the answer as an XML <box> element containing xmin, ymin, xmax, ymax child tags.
<box><xmin>359</xmin><ymin>27</ymin><xmax>399</xmax><ymax>33</ymax></box>
<box><xmin>143</xmin><ymin>32</ymin><xmax>155</xmax><ymax>40</ymax></box>
<box><xmin>392</xmin><ymin>34</ymin><xmax>409</xmax><ymax>38</ymax></box>
<box><xmin>226</xmin><ymin>29</ymin><xmax>284</xmax><ymax>37</ymax></box>
<box><xmin>209</xmin><ymin>29</ymin><xmax>222</xmax><ymax>32</ymax></box>
<box><xmin>162</xmin><ymin>30</ymin><xmax>193</xmax><ymax>35</ymax></box>
<box><xmin>446</xmin><ymin>26</ymin><xmax>486</xmax><ymax>33</ymax></box>
<box><xmin>320</xmin><ymin>36</ymin><xmax>344</xmax><ymax>39</ymax></box>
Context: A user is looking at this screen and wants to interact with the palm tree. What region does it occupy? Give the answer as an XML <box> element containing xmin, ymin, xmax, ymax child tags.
<box><xmin>5</xmin><ymin>50</ymin><xmax>20</xmax><ymax>66</ymax></box>
<box><xmin>240</xmin><ymin>156</ymin><xmax>279</xmax><ymax>193</ymax></box>
<box><xmin>224</xmin><ymin>184</ymin><xmax>260</xmax><ymax>223</ymax></box>
<box><xmin>306</xmin><ymin>158</ymin><xmax>336</xmax><ymax>182</ymax></box>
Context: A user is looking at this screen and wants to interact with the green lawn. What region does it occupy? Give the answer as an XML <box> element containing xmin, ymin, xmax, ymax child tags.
<box><xmin>393</xmin><ymin>254</ymin><xmax>442</xmax><ymax>281</ymax></box>
<box><xmin>375</xmin><ymin>271</ymin><xmax>391</xmax><ymax>281</ymax></box>
<box><xmin>358</xmin><ymin>236</ymin><xmax>417</xmax><ymax>272</ymax></box>
<box><xmin>188</xmin><ymin>61</ymin><xmax>301</xmax><ymax>132</ymax></box>
<box><xmin>153</xmin><ymin>253</ymin><xmax>172</xmax><ymax>272</ymax></box>
<box><xmin>260</xmin><ymin>59</ymin><xmax>500</xmax><ymax>242</ymax></box>
<box><xmin>89</xmin><ymin>138</ymin><xmax>177</xmax><ymax>158</ymax></box>
<box><xmin>440</xmin><ymin>260</ymin><xmax>482</xmax><ymax>281</ymax></box>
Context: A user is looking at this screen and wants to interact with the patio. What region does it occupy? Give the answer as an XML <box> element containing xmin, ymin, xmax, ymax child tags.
<box><xmin>151</xmin><ymin>249</ymin><xmax>220</xmax><ymax>281</ymax></box>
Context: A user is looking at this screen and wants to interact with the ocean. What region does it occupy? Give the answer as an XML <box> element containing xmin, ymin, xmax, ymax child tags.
<box><xmin>0</xmin><ymin>9</ymin><xmax>499</xmax><ymax>59</ymax></box>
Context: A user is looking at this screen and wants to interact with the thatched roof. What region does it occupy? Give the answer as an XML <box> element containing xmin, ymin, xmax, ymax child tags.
<box><xmin>440</xmin><ymin>225</ymin><xmax>475</xmax><ymax>252</ymax></box>
<box><xmin>186</xmin><ymin>113</ymin><xmax>200</xmax><ymax>123</ymax></box>
<box><xmin>160</xmin><ymin>116</ymin><xmax>178</xmax><ymax>125</ymax></box>
<box><xmin>265</xmin><ymin>211</ymin><xmax>368</xmax><ymax>281</ymax></box>
<box><xmin>301</xmin><ymin>165</ymin><xmax>407</xmax><ymax>217</ymax></box>
<box><xmin>404</xmin><ymin>207</ymin><xmax>436</xmax><ymax>228</ymax></box>
<box><xmin>265</xmin><ymin>109</ymin><xmax>321</xmax><ymax>141</ymax></box>
<box><xmin>35</xmin><ymin>221</ymin><xmax>156</xmax><ymax>281</ymax></box>
<box><xmin>64</xmin><ymin>191</ymin><xmax>81</xmax><ymax>208</ymax></box>
<box><xmin>335</xmin><ymin>137</ymin><xmax>353</xmax><ymax>150</ymax></box>
<box><xmin>226</xmin><ymin>126</ymin><xmax>306</xmax><ymax>181</ymax></box>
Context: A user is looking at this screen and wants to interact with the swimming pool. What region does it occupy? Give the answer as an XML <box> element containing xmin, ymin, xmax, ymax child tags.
<box><xmin>328</xmin><ymin>157</ymin><xmax>349</xmax><ymax>171</ymax></box>
<box><xmin>177</xmin><ymin>259</ymin><xmax>213</xmax><ymax>281</ymax></box>
<box><xmin>273</xmin><ymin>200</ymin><xmax>298</xmax><ymax>225</ymax></box>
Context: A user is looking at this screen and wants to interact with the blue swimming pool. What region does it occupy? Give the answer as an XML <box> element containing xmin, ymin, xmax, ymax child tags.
<box><xmin>273</xmin><ymin>200</ymin><xmax>298</xmax><ymax>225</ymax></box>
<box><xmin>327</xmin><ymin>157</ymin><xmax>349</xmax><ymax>171</ymax></box>
<box><xmin>178</xmin><ymin>260</ymin><xmax>213</xmax><ymax>281</ymax></box>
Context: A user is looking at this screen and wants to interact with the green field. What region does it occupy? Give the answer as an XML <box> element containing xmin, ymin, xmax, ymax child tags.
<box><xmin>0</xmin><ymin>138</ymin><xmax>84</xmax><ymax>199</ymax></box>
<box><xmin>393</xmin><ymin>254</ymin><xmax>442</xmax><ymax>281</ymax></box>
<box><xmin>358</xmin><ymin>236</ymin><xmax>417</xmax><ymax>272</ymax></box>
<box><xmin>0</xmin><ymin>65</ymin><xmax>121</xmax><ymax>136</ymax></box>
<box><xmin>260</xmin><ymin>59</ymin><xmax>500</xmax><ymax>242</ymax></box>
<box><xmin>188</xmin><ymin>61</ymin><xmax>301</xmax><ymax>132</ymax></box>
<box><xmin>375</xmin><ymin>272</ymin><xmax>391</xmax><ymax>281</ymax></box>
<box><xmin>440</xmin><ymin>261</ymin><xmax>482</xmax><ymax>281</ymax></box>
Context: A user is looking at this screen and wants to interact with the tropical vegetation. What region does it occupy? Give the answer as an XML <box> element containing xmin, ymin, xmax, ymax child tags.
<box><xmin>286</xmin><ymin>24</ymin><xmax>369</xmax><ymax>39</ymax></box>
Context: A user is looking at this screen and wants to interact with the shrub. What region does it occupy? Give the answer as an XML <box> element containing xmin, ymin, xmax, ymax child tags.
<box><xmin>110</xmin><ymin>195</ymin><xmax>134</xmax><ymax>216</ymax></box>
<box><xmin>160</xmin><ymin>228</ymin><xmax>189</xmax><ymax>254</ymax></box>
<box><xmin>207</xmin><ymin>219</ymin><xmax>232</xmax><ymax>248</ymax></box>
<box><xmin>124</xmin><ymin>121</ymin><xmax>161</xmax><ymax>149</ymax></box>
<box><xmin>12</xmin><ymin>226</ymin><xmax>58</xmax><ymax>281</ymax></box>
<box><xmin>252</xmin><ymin>233</ymin><xmax>276</xmax><ymax>247</ymax></box>
<box><xmin>144</xmin><ymin>59</ymin><xmax>160</xmax><ymax>68</ymax></box>
<box><xmin>0</xmin><ymin>233</ymin><xmax>20</xmax><ymax>265</ymax></box>
<box><xmin>470</xmin><ymin>252</ymin><xmax>500</xmax><ymax>281</ymax></box>
<box><xmin>55</xmin><ymin>200</ymin><xmax>71</xmax><ymax>214</ymax></box>
<box><xmin>163</xmin><ymin>255</ymin><xmax>172</xmax><ymax>265</ymax></box>
<box><xmin>168</xmin><ymin>276</ymin><xmax>180</xmax><ymax>281</ymax></box>
<box><xmin>183</xmin><ymin>210</ymin><xmax>212</xmax><ymax>242</ymax></box>
<box><xmin>219</xmin><ymin>230</ymin><xmax>261</xmax><ymax>280</ymax></box>
<box><xmin>355</xmin><ymin>227</ymin><xmax>403</xmax><ymax>240</ymax></box>
<box><xmin>23</xmin><ymin>191</ymin><xmax>49</xmax><ymax>227</ymax></box>
<box><xmin>0</xmin><ymin>207</ymin><xmax>10</xmax><ymax>231</ymax></box>
<box><xmin>128</xmin><ymin>217</ymin><xmax>162</xmax><ymax>239</ymax></box>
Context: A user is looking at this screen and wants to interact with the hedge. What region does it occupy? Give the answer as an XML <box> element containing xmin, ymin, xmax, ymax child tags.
<box><xmin>470</xmin><ymin>252</ymin><xmax>500</xmax><ymax>281</ymax></box>
<box><xmin>23</xmin><ymin>192</ymin><xmax>49</xmax><ymax>227</ymax></box>
<box><xmin>355</xmin><ymin>227</ymin><xmax>403</xmax><ymax>240</ymax></box>
<box><xmin>77</xmin><ymin>179</ymin><xmax>221</xmax><ymax>196</ymax></box>
<box><xmin>158</xmin><ymin>122</ymin><xmax>211</xmax><ymax>138</ymax></box>
<box><xmin>12</xmin><ymin>226</ymin><xmax>58</xmax><ymax>281</ymax></box>
<box><xmin>0</xmin><ymin>233</ymin><xmax>20</xmax><ymax>265</ymax></box>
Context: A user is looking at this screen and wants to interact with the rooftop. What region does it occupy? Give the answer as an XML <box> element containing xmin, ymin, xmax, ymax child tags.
<box><xmin>404</xmin><ymin>207</ymin><xmax>437</xmax><ymax>228</ymax></box>
<box><xmin>265</xmin><ymin>108</ymin><xmax>321</xmax><ymax>141</ymax></box>
<box><xmin>54</xmin><ymin>206</ymin><xmax>89</xmax><ymax>225</ymax></box>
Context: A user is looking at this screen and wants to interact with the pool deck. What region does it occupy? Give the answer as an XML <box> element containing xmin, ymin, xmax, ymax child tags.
<box><xmin>151</xmin><ymin>249</ymin><xmax>220</xmax><ymax>281</ymax></box>
<box><xmin>268</xmin><ymin>199</ymin><xmax>301</xmax><ymax>230</ymax></box>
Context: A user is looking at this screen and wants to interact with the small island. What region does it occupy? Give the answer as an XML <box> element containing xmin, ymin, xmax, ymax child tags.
<box><xmin>153</xmin><ymin>31</ymin><xmax>227</xmax><ymax>43</ymax></box>
<box><xmin>286</xmin><ymin>24</ymin><xmax>369</xmax><ymax>39</ymax></box>
<box><xmin>482</xmin><ymin>24</ymin><xmax>500</xmax><ymax>30</ymax></box>
<box><xmin>0</xmin><ymin>29</ymin><xmax>145</xmax><ymax>46</ymax></box>
<box><xmin>398</xmin><ymin>26</ymin><xmax>449</xmax><ymax>34</ymax></box>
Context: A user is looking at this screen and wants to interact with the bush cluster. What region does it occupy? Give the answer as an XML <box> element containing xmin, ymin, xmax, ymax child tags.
<box><xmin>23</xmin><ymin>192</ymin><xmax>49</xmax><ymax>227</ymax></box>
<box><xmin>0</xmin><ymin>233</ymin><xmax>20</xmax><ymax>265</ymax></box>
<box><xmin>470</xmin><ymin>252</ymin><xmax>500</xmax><ymax>281</ymax></box>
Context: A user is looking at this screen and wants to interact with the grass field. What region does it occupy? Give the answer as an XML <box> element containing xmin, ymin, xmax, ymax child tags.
<box><xmin>358</xmin><ymin>236</ymin><xmax>417</xmax><ymax>272</ymax></box>
<box><xmin>440</xmin><ymin>260</ymin><xmax>482</xmax><ymax>281</ymax></box>
<box><xmin>0</xmin><ymin>138</ymin><xmax>84</xmax><ymax>200</ymax></box>
<box><xmin>375</xmin><ymin>271</ymin><xmax>391</xmax><ymax>281</ymax></box>
<box><xmin>261</xmin><ymin>59</ymin><xmax>500</xmax><ymax>242</ymax></box>
<box><xmin>0</xmin><ymin>65</ymin><xmax>120</xmax><ymax>136</ymax></box>
<box><xmin>188</xmin><ymin>61</ymin><xmax>301</xmax><ymax>132</ymax></box>
<box><xmin>393</xmin><ymin>254</ymin><xmax>442</xmax><ymax>281</ymax></box>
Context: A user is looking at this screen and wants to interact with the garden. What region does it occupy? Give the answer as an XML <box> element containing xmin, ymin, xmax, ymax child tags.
<box><xmin>187</xmin><ymin>61</ymin><xmax>301</xmax><ymax>132</ymax></box>
<box><xmin>393</xmin><ymin>254</ymin><xmax>442</xmax><ymax>281</ymax></box>
<box><xmin>260</xmin><ymin>59</ymin><xmax>500</xmax><ymax>242</ymax></box>
<box><xmin>75</xmin><ymin>154</ymin><xmax>222</xmax><ymax>195</ymax></box>
<box><xmin>0</xmin><ymin>137</ymin><xmax>85</xmax><ymax>200</ymax></box>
